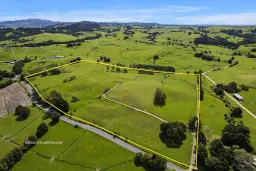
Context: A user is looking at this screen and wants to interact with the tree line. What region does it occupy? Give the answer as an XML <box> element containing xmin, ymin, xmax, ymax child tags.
<box><xmin>13</xmin><ymin>33</ymin><xmax>102</xmax><ymax>47</ymax></box>
<box><xmin>130</xmin><ymin>64</ymin><xmax>176</xmax><ymax>72</ymax></box>
<box><xmin>194</xmin><ymin>34</ymin><xmax>239</xmax><ymax>49</ymax></box>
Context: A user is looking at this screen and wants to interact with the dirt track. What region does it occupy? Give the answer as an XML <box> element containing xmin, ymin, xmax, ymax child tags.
<box><xmin>0</xmin><ymin>83</ymin><xmax>31</xmax><ymax>118</ymax></box>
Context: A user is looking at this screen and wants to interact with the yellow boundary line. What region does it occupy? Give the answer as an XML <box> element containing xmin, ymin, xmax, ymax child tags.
<box><xmin>24</xmin><ymin>60</ymin><xmax>200</xmax><ymax>170</ymax></box>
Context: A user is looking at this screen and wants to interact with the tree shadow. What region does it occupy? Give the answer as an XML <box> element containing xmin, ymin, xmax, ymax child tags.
<box><xmin>49</xmin><ymin>120</ymin><xmax>59</xmax><ymax>127</ymax></box>
<box><xmin>159</xmin><ymin>133</ymin><xmax>186</xmax><ymax>148</ymax></box>
<box><xmin>15</xmin><ymin>116</ymin><xmax>28</xmax><ymax>122</ymax></box>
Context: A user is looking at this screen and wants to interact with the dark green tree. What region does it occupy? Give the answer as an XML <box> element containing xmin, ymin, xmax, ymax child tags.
<box><xmin>159</xmin><ymin>121</ymin><xmax>187</xmax><ymax>147</ymax></box>
<box><xmin>15</xmin><ymin>106</ymin><xmax>30</xmax><ymax>120</ymax></box>
<box><xmin>209</xmin><ymin>139</ymin><xmax>224</xmax><ymax>156</ymax></box>
<box><xmin>36</xmin><ymin>122</ymin><xmax>48</xmax><ymax>138</ymax></box>
<box><xmin>153</xmin><ymin>88</ymin><xmax>166</xmax><ymax>107</ymax></box>
<box><xmin>188</xmin><ymin>116</ymin><xmax>197</xmax><ymax>132</ymax></box>
<box><xmin>206</xmin><ymin>157</ymin><xmax>229</xmax><ymax>171</ymax></box>
<box><xmin>231</xmin><ymin>107</ymin><xmax>243</xmax><ymax>117</ymax></box>
<box><xmin>198</xmin><ymin>143</ymin><xmax>208</xmax><ymax>164</ymax></box>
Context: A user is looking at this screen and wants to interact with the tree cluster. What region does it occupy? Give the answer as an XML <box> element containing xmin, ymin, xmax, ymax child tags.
<box><xmin>194</xmin><ymin>52</ymin><xmax>214</xmax><ymax>61</ymax></box>
<box><xmin>47</xmin><ymin>90</ymin><xmax>69</xmax><ymax>113</ymax></box>
<box><xmin>134</xmin><ymin>153</ymin><xmax>167</xmax><ymax>171</ymax></box>
<box><xmin>214</xmin><ymin>82</ymin><xmax>240</xmax><ymax>94</ymax></box>
<box><xmin>0</xmin><ymin>70</ymin><xmax>15</xmax><ymax>78</ymax></box>
<box><xmin>99</xmin><ymin>56</ymin><xmax>111</xmax><ymax>62</ymax></box>
<box><xmin>0</xmin><ymin>148</ymin><xmax>23</xmax><ymax>171</ymax></box>
<box><xmin>14</xmin><ymin>105</ymin><xmax>30</xmax><ymax>120</ymax></box>
<box><xmin>194</xmin><ymin>35</ymin><xmax>239</xmax><ymax>49</ymax></box>
<box><xmin>221</xmin><ymin>123</ymin><xmax>254</xmax><ymax>152</ymax></box>
<box><xmin>247</xmin><ymin>52</ymin><xmax>256</xmax><ymax>58</ymax></box>
<box><xmin>70</xmin><ymin>57</ymin><xmax>81</xmax><ymax>63</ymax></box>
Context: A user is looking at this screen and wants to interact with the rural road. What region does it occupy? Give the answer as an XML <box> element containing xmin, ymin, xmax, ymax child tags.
<box><xmin>202</xmin><ymin>70</ymin><xmax>256</xmax><ymax>120</ymax></box>
<box><xmin>103</xmin><ymin>83</ymin><xmax>168</xmax><ymax>123</ymax></box>
<box><xmin>21</xmin><ymin>81</ymin><xmax>185</xmax><ymax>171</ymax></box>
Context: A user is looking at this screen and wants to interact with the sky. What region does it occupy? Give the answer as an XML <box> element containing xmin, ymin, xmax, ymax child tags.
<box><xmin>0</xmin><ymin>0</ymin><xmax>256</xmax><ymax>25</ymax></box>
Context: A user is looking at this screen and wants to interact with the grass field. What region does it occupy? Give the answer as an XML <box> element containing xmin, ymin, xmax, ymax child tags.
<box><xmin>0</xmin><ymin>106</ymin><xmax>43</xmax><ymax>138</ymax></box>
<box><xmin>107</xmin><ymin>73</ymin><xmax>197</xmax><ymax>122</ymax></box>
<box><xmin>0</xmin><ymin>107</ymin><xmax>142</xmax><ymax>171</ymax></box>
<box><xmin>28</xmin><ymin>61</ymin><xmax>194</xmax><ymax>164</ymax></box>
<box><xmin>0</xmin><ymin>47</ymin><xmax>14</xmax><ymax>62</ymax></box>
<box><xmin>201</xmin><ymin>76</ymin><xmax>256</xmax><ymax>148</ymax></box>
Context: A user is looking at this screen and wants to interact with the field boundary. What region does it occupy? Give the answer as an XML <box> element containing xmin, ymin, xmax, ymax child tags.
<box><xmin>24</xmin><ymin>59</ymin><xmax>201</xmax><ymax>170</ymax></box>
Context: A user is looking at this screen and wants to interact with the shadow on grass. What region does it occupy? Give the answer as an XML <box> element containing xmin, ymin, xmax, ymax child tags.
<box><xmin>159</xmin><ymin>134</ymin><xmax>186</xmax><ymax>148</ymax></box>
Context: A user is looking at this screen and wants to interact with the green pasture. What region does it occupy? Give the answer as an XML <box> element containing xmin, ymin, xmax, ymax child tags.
<box><xmin>0</xmin><ymin>106</ymin><xmax>44</xmax><ymax>138</ymax></box>
<box><xmin>107</xmin><ymin>73</ymin><xmax>197</xmax><ymax>122</ymax></box>
<box><xmin>29</xmin><ymin>62</ymin><xmax>194</xmax><ymax>164</ymax></box>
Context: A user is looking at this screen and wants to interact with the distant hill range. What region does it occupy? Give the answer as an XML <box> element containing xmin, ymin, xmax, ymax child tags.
<box><xmin>0</xmin><ymin>19</ymin><xmax>60</xmax><ymax>28</ymax></box>
<box><xmin>0</xmin><ymin>19</ymin><xmax>172</xmax><ymax>28</ymax></box>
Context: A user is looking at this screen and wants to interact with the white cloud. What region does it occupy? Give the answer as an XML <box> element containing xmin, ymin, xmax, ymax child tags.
<box><xmin>0</xmin><ymin>5</ymin><xmax>208</xmax><ymax>23</ymax></box>
<box><xmin>173</xmin><ymin>13</ymin><xmax>256</xmax><ymax>25</ymax></box>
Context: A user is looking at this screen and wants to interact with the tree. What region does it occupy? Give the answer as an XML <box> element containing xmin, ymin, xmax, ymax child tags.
<box><xmin>36</xmin><ymin>122</ymin><xmax>48</xmax><ymax>138</ymax></box>
<box><xmin>50</xmin><ymin>68</ymin><xmax>61</xmax><ymax>75</ymax></box>
<box><xmin>198</xmin><ymin>143</ymin><xmax>208</xmax><ymax>164</ymax></box>
<box><xmin>209</xmin><ymin>139</ymin><xmax>224</xmax><ymax>156</ymax></box>
<box><xmin>15</xmin><ymin>106</ymin><xmax>30</xmax><ymax>120</ymax></box>
<box><xmin>206</xmin><ymin>157</ymin><xmax>229</xmax><ymax>171</ymax></box>
<box><xmin>231</xmin><ymin>107</ymin><xmax>243</xmax><ymax>117</ymax></box>
<box><xmin>216</xmin><ymin>147</ymin><xmax>234</xmax><ymax>165</ymax></box>
<box><xmin>41</xmin><ymin>71</ymin><xmax>48</xmax><ymax>77</ymax></box>
<box><xmin>153</xmin><ymin>88</ymin><xmax>166</xmax><ymax>107</ymax></box>
<box><xmin>106</xmin><ymin>65</ymin><xmax>109</xmax><ymax>72</ymax></box>
<box><xmin>50</xmin><ymin>111</ymin><xmax>60</xmax><ymax>125</ymax></box>
<box><xmin>153</xmin><ymin>55</ymin><xmax>159</xmax><ymax>65</ymax></box>
<box><xmin>228</xmin><ymin>59</ymin><xmax>232</xmax><ymax>64</ymax></box>
<box><xmin>159</xmin><ymin>121</ymin><xmax>187</xmax><ymax>147</ymax></box>
<box><xmin>24</xmin><ymin>135</ymin><xmax>38</xmax><ymax>149</ymax></box>
<box><xmin>71</xmin><ymin>95</ymin><xmax>79</xmax><ymax>103</ymax></box>
<box><xmin>116</xmin><ymin>67</ymin><xmax>121</xmax><ymax>73</ymax></box>
<box><xmin>188</xmin><ymin>116</ymin><xmax>197</xmax><ymax>132</ymax></box>
<box><xmin>123</xmin><ymin>68</ymin><xmax>128</xmax><ymax>73</ymax></box>
<box><xmin>124</xmin><ymin>35</ymin><xmax>129</xmax><ymax>40</ymax></box>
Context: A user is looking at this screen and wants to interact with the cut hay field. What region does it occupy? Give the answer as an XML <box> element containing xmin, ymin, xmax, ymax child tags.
<box><xmin>28</xmin><ymin>61</ymin><xmax>194</xmax><ymax>164</ymax></box>
<box><xmin>0</xmin><ymin>83</ymin><xmax>31</xmax><ymax>118</ymax></box>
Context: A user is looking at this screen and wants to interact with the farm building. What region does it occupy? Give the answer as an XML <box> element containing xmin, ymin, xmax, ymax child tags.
<box><xmin>233</xmin><ymin>94</ymin><xmax>244</xmax><ymax>101</ymax></box>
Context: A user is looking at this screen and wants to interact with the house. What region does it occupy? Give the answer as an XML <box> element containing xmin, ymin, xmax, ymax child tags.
<box><xmin>233</xmin><ymin>94</ymin><xmax>244</xmax><ymax>101</ymax></box>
